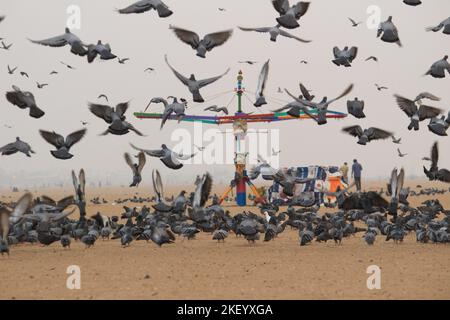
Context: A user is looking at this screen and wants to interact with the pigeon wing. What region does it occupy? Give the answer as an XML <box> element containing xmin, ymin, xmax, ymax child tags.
<box><xmin>197</xmin><ymin>68</ymin><xmax>230</xmax><ymax>88</ymax></box>
<box><xmin>39</xmin><ymin>130</ymin><xmax>65</xmax><ymax>148</ymax></box>
<box><xmin>203</xmin><ymin>30</ymin><xmax>233</xmax><ymax>51</ymax></box>
<box><xmin>418</xmin><ymin>105</ymin><xmax>443</xmax><ymax>121</ymax></box>
<box><xmin>88</xmin><ymin>103</ymin><xmax>114</xmax><ymax>123</ymax></box>
<box><xmin>272</xmin><ymin>0</ymin><xmax>289</xmax><ymax>15</ymax></box>
<box><xmin>342</xmin><ymin>125</ymin><xmax>363</xmax><ymax>138</ymax></box>
<box><xmin>170</xmin><ymin>26</ymin><xmax>200</xmax><ymax>49</ymax></box>
<box><xmin>367</xmin><ymin>128</ymin><xmax>393</xmax><ymax>141</ymax></box>
<box><xmin>395</xmin><ymin>95</ymin><xmax>417</xmax><ymax>117</ymax></box>
<box><xmin>65</xmin><ymin>129</ymin><xmax>87</xmax><ymax>148</ymax></box>
<box><xmin>164</xmin><ymin>55</ymin><xmax>189</xmax><ymax>86</ymax></box>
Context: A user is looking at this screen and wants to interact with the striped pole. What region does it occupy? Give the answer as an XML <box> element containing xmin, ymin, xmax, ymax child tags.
<box><xmin>235</xmin><ymin>70</ymin><xmax>246</xmax><ymax>206</ymax></box>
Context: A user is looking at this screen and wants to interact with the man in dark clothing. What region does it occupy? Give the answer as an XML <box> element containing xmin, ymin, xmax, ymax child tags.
<box><xmin>352</xmin><ymin>159</ymin><xmax>363</xmax><ymax>191</ymax></box>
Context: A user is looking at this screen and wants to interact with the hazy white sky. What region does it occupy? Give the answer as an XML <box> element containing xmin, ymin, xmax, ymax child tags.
<box><xmin>1</xmin><ymin>0</ymin><xmax>449</xmax><ymax>187</ymax></box>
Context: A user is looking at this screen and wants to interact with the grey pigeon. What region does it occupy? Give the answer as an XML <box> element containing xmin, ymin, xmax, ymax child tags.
<box><xmin>377</xmin><ymin>16</ymin><xmax>402</xmax><ymax>47</ymax></box>
<box><xmin>428</xmin><ymin>111</ymin><xmax>450</xmax><ymax>136</ymax></box>
<box><xmin>6</xmin><ymin>85</ymin><xmax>45</xmax><ymax>118</ymax></box>
<box><xmin>403</xmin><ymin>0</ymin><xmax>422</xmax><ymax>6</ymax></box>
<box><xmin>332</xmin><ymin>46</ymin><xmax>358</xmax><ymax>67</ymax></box>
<box><xmin>145</xmin><ymin>96</ymin><xmax>186</xmax><ymax>129</ymax></box>
<box><xmin>131</xmin><ymin>143</ymin><xmax>195</xmax><ymax>170</ymax></box>
<box><xmin>125</xmin><ymin>152</ymin><xmax>146</xmax><ymax>187</ymax></box>
<box><xmin>391</xmin><ymin>136</ymin><xmax>401</xmax><ymax>144</ymax></box>
<box><xmin>0</xmin><ymin>41</ymin><xmax>12</xmax><ymax>50</ymax></box>
<box><xmin>36</xmin><ymin>82</ymin><xmax>48</xmax><ymax>89</ymax></box>
<box><xmin>117</xmin><ymin>57</ymin><xmax>130</xmax><ymax>64</ymax></box>
<box><xmin>87</xmin><ymin>40</ymin><xmax>116</xmax><ymax>63</ymax></box>
<box><xmin>342</xmin><ymin>126</ymin><xmax>393</xmax><ymax>145</ymax></box>
<box><xmin>348</xmin><ymin>17</ymin><xmax>362</xmax><ymax>27</ymax></box>
<box><xmin>272</xmin><ymin>0</ymin><xmax>310</xmax><ymax>29</ymax></box>
<box><xmin>39</xmin><ymin>128</ymin><xmax>86</xmax><ymax>160</ymax></box>
<box><xmin>272</xmin><ymin>169</ymin><xmax>312</xmax><ymax>197</ymax></box>
<box><xmin>286</xmin><ymin>84</ymin><xmax>354</xmax><ymax>125</ymax></box>
<box><xmin>0</xmin><ymin>193</ymin><xmax>32</xmax><ymax>243</ymax></box>
<box><xmin>386</xmin><ymin>168</ymin><xmax>405</xmax><ymax>220</ymax></box>
<box><xmin>29</xmin><ymin>28</ymin><xmax>87</xmax><ymax>56</ymax></box>
<box><xmin>20</xmin><ymin>71</ymin><xmax>29</xmax><ymax>78</ymax></box>
<box><xmin>7</xmin><ymin>65</ymin><xmax>17</xmax><ymax>74</ymax></box>
<box><xmin>0</xmin><ymin>137</ymin><xmax>35</xmax><ymax>157</ymax></box>
<box><xmin>254</xmin><ymin>59</ymin><xmax>270</xmax><ymax>107</ymax></box>
<box><xmin>395</xmin><ymin>94</ymin><xmax>442</xmax><ymax>131</ymax></box>
<box><xmin>72</xmin><ymin>169</ymin><xmax>87</xmax><ymax>219</ymax></box>
<box><xmin>426</xmin><ymin>17</ymin><xmax>450</xmax><ymax>34</ymax></box>
<box><xmin>397</xmin><ymin>148</ymin><xmax>407</xmax><ymax>157</ymax></box>
<box><xmin>347</xmin><ymin>98</ymin><xmax>365</xmax><ymax>119</ymax></box>
<box><xmin>212</xmin><ymin>229</ymin><xmax>228</xmax><ymax>242</ymax></box>
<box><xmin>423</xmin><ymin>142</ymin><xmax>450</xmax><ymax>183</ymax></box>
<box><xmin>60</xmin><ymin>235</ymin><xmax>71</xmax><ymax>248</ymax></box>
<box><xmin>238</xmin><ymin>24</ymin><xmax>311</xmax><ymax>42</ymax></box>
<box><xmin>117</xmin><ymin>0</ymin><xmax>173</xmax><ymax>17</ymax></box>
<box><xmin>204</xmin><ymin>105</ymin><xmax>229</xmax><ymax>115</ymax></box>
<box><xmin>169</xmin><ymin>25</ymin><xmax>233</xmax><ymax>58</ymax></box>
<box><xmin>89</xmin><ymin>101</ymin><xmax>144</xmax><ymax>136</ymax></box>
<box><xmin>165</xmin><ymin>55</ymin><xmax>229</xmax><ymax>102</ymax></box>
<box><xmin>365</xmin><ymin>56</ymin><xmax>378</xmax><ymax>62</ymax></box>
<box><xmin>425</xmin><ymin>56</ymin><xmax>450</xmax><ymax>78</ymax></box>
<box><xmin>375</xmin><ymin>84</ymin><xmax>388</xmax><ymax>91</ymax></box>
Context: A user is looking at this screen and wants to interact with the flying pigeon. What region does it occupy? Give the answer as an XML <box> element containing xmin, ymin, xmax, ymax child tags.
<box><xmin>0</xmin><ymin>193</ymin><xmax>33</xmax><ymax>248</ymax></box>
<box><xmin>424</xmin><ymin>142</ymin><xmax>450</xmax><ymax>183</ymax></box>
<box><xmin>6</xmin><ymin>85</ymin><xmax>45</xmax><ymax>118</ymax></box>
<box><xmin>169</xmin><ymin>25</ymin><xmax>233</xmax><ymax>58</ymax></box>
<box><xmin>377</xmin><ymin>16</ymin><xmax>402</xmax><ymax>47</ymax></box>
<box><xmin>426</xmin><ymin>17</ymin><xmax>450</xmax><ymax>34</ymax></box>
<box><xmin>117</xmin><ymin>0</ymin><xmax>173</xmax><ymax>17</ymax></box>
<box><xmin>239</xmin><ymin>61</ymin><xmax>258</xmax><ymax>65</ymax></box>
<box><xmin>60</xmin><ymin>61</ymin><xmax>75</xmax><ymax>69</ymax></box>
<box><xmin>204</xmin><ymin>105</ymin><xmax>229</xmax><ymax>115</ymax></box>
<box><xmin>87</xmin><ymin>40</ymin><xmax>117</xmax><ymax>63</ymax></box>
<box><xmin>125</xmin><ymin>152</ymin><xmax>146</xmax><ymax>187</ymax></box>
<box><xmin>403</xmin><ymin>0</ymin><xmax>422</xmax><ymax>6</ymax></box>
<box><xmin>88</xmin><ymin>101</ymin><xmax>144</xmax><ymax>136</ymax></box>
<box><xmin>428</xmin><ymin>111</ymin><xmax>450</xmax><ymax>136</ymax></box>
<box><xmin>254</xmin><ymin>59</ymin><xmax>270</xmax><ymax>107</ymax></box>
<box><xmin>165</xmin><ymin>55</ymin><xmax>229</xmax><ymax>102</ymax></box>
<box><xmin>397</xmin><ymin>148</ymin><xmax>407</xmax><ymax>157</ymax></box>
<box><xmin>98</xmin><ymin>94</ymin><xmax>108</xmax><ymax>101</ymax></box>
<box><xmin>72</xmin><ymin>169</ymin><xmax>87</xmax><ymax>219</ymax></box>
<box><xmin>425</xmin><ymin>56</ymin><xmax>450</xmax><ymax>78</ymax></box>
<box><xmin>365</xmin><ymin>56</ymin><xmax>378</xmax><ymax>62</ymax></box>
<box><xmin>117</xmin><ymin>57</ymin><xmax>130</xmax><ymax>64</ymax></box>
<box><xmin>29</xmin><ymin>28</ymin><xmax>87</xmax><ymax>56</ymax></box>
<box><xmin>342</xmin><ymin>126</ymin><xmax>393</xmax><ymax>145</ymax></box>
<box><xmin>347</xmin><ymin>98</ymin><xmax>365</xmax><ymax>118</ymax></box>
<box><xmin>286</xmin><ymin>84</ymin><xmax>354</xmax><ymax>125</ymax></box>
<box><xmin>391</xmin><ymin>136</ymin><xmax>401</xmax><ymax>144</ymax></box>
<box><xmin>238</xmin><ymin>25</ymin><xmax>311</xmax><ymax>43</ymax></box>
<box><xmin>145</xmin><ymin>96</ymin><xmax>186</xmax><ymax>129</ymax></box>
<box><xmin>0</xmin><ymin>137</ymin><xmax>35</xmax><ymax>157</ymax></box>
<box><xmin>0</xmin><ymin>41</ymin><xmax>12</xmax><ymax>50</ymax></box>
<box><xmin>348</xmin><ymin>17</ymin><xmax>362</xmax><ymax>27</ymax></box>
<box><xmin>375</xmin><ymin>84</ymin><xmax>388</xmax><ymax>91</ymax></box>
<box><xmin>272</xmin><ymin>0</ymin><xmax>310</xmax><ymax>29</ymax></box>
<box><xmin>131</xmin><ymin>144</ymin><xmax>196</xmax><ymax>170</ymax></box>
<box><xmin>39</xmin><ymin>128</ymin><xmax>87</xmax><ymax>160</ymax></box>
<box><xmin>395</xmin><ymin>94</ymin><xmax>442</xmax><ymax>131</ymax></box>
<box><xmin>7</xmin><ymin>65</ymin><xmax>17</xmax><ymax>74</ymax></box>
<box><xmin>20</xmin><ymin>71</ymin><xmax>29</xmax><ymax>78</ymax></box>
<box><xmin>36</xmin><ymin>82</ymin><xmax>48</xmax><ymax>89</ymax></box>
<box><xmin>332</xmin><ymin>46</ymin><xmax>358</xmax><ymax>67</ymax></box>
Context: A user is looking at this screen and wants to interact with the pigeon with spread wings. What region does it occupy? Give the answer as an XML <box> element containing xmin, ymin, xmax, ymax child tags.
<box><xmin>125</xmin><ymin>152</ymin><xmax>146</xmax><ymax>187</ymax></box>
<box><xmin>254</xmin><ymin>59</ymin><xmax>270</xmax><ymax>107</ymax></box>
<box><xmin>145</xmin><ymin>96</ymin><xmax>186</xmax><ymax>129</ymax></box>
<box><xmin>342</xmin><ymin>126</ymin><xmax>393</xmax><ymax>145</ymax></box>
<box><xmin>238</xmin><ymin>25</ymin><xmax>311</xmax><ymax>43</ymax></box>
<box><xmin>88</xmin><ymin>101</ymin><xmax>144</xmax><ymax>136</ymax></box>
<box><xmin>169</xmin><ymin>25</ymin><xmax>232</xmax><ymax>58</ymax></box>
<box><xmin>72</xmin><ymin>169</ymin><xmax>87</xmax><ymax>220</ymax></box>
<box><xmin>117</xmin><ymin>0</ymin><xmax>173</xmax><ymax>17</ymax></box>
<box><xmin>165</xmin><ymin>55</ymin><xmax>229</xmax><ymax>103</ymax></box>
<box><xmin>39</xmin><ymin>128</ymin><xmax>86</xmax><ymax>160</ymax></box>
<box><xmin>424</xmin><ymin>142</ymin><xmax>450</xmax><ymax>183</ymax></box>
<box><xmin>6</xmin><ymin>85</ymin><xmax>45</xmax><ymax>119</ymax></box>
<box><xmin>0</xmin><ymin>137</ymin><xmax>35</xmax><ymax>157</ymax></box>
<box><xmin>394</xmin><ymin>94</ymin><xmax>442</xmax><ymax>131</ymax></box>
<box><xmin>272</xmin><ymin>0</ymin><xmax>310</xmax><ymax>29</ymax></box>
<box><xmin>377</xmin><ymin>16</ymin><xmax>402</xmax><ymax>47</ymax></box>
<box><xmin>29</xmin><ymin>28</ymin><xmax>87</xmax><ymax>56</ymax></box>
<box><xmin>131</xmin><ymin>143</ymin><xmax>195</xmax><ymax>170</ymax></box>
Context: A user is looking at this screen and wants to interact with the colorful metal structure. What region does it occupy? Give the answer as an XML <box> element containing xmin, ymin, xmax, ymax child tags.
<box><xmin>134</xmin><ymin>71</ymin><xmax>347</xmax><ymax>206</ymax></box>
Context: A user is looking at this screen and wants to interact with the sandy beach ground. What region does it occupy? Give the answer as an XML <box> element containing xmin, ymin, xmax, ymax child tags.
<box><xmin>0</xmin><ymin>180</ymin><xmax>449</xmax><ymax>300</ymax></box>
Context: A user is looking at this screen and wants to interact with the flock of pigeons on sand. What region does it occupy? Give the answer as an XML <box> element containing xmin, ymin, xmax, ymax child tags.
<box><xmin>1</xmin><ymin>1</ymin><xmax>450</xmax><ymax>254</ymax></box>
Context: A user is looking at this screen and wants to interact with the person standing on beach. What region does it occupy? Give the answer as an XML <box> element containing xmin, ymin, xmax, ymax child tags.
<box><xmin>340</xmin><ymin>162</ymin><xmax>349</xmax><ymax>184</ymax></box>
<box><xmin>351</xmin><ymin>159</ymin><xmax>363</xmax><ymax>191</ymax></box>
